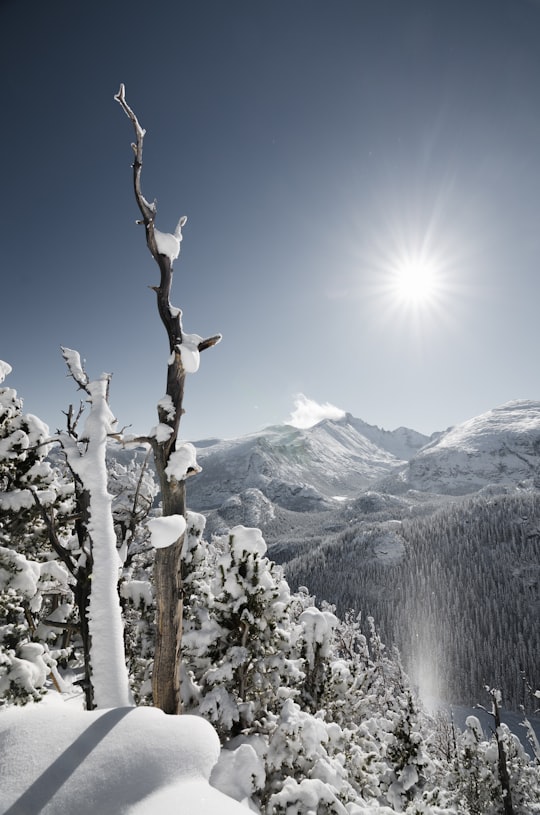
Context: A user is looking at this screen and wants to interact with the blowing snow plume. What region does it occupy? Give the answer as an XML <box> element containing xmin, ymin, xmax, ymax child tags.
<box><xmin>285</xmin><ymin>394</ymin><xmax>346</xmax><ymax>429</ymax></box>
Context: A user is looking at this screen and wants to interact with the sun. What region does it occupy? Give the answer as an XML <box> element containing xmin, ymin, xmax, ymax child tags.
<box><xmin>360</xmin><ymin>212</ymin><xmax>463</xmax><ymax>335</ymax></box>
<box><xmin>390</xmin><ymin>258</ymin><xmax>439</xmax><ymax>305</ymax></box>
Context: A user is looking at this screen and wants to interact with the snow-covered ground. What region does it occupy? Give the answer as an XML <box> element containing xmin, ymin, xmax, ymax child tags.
<box><xmin>0</xmin><ymin>693</ymin><xmax>250</xmax><ymax>815</ymax></box>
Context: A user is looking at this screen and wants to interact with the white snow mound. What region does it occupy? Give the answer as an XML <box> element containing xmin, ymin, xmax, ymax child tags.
<box><xmin>0</xmin><ymin>703</ymin><xmax>248</xmax><ymax>814</ymax></box>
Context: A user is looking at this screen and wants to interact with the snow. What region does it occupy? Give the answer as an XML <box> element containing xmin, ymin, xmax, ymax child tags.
<box><xmin>150</xmin><ymin>422</ymin><xmax>174</xmax><ymax>442</ymax></box>
<box><xmin>0</xmin><ymin>410</ymin><xmax>50</xmax><ymax>464</ymax></box>
<box><xmin>60</xmin><ymin>371</ymin><xmax>132</xmax><ymax>709</ymax></box>
<box><xmin>154</xmin><ymin>216</ymin><xmax>186</xmax><ymax>263</ymax></box>
<box><xmin>229</xmin><ymin>524</ymin><xmax>267</xmax><ymax>558</ymax></box>
<box><xmin>0</xmin><ymin>642</ymin><xmax>49</xmax><ymax>699</ymax></box>
<box><xmin>61</xmin><ymin>346</ymin><xmax>88</xmax><ymax>387</ymax></box>
<box><xmin>147</xmin><ymin>514</ymin><xmax>187</xmax><ymax>549</ymax></box>
<box><xmin>299</xmin><ymin>606</ymin><xmax>338</xmax><ymax>666</ymax></box>
<box><xmin>0</xmin><ymin>488</ymin><xmax>34</xmax><ymax>511</ymax></box>
<box><xmin>0</xmin><ymin>360</ymin><xmax>12</xmax><ymax>384</ymax></box>
<box><xmin>270</xmin><ymin>776</ymin><xmax>349</xmax><ymax>813</ymax></box>
<box><xmin>406</xmin><ymin>399</ymin><xmax>540</xmax><ymax>494</ymax></box>
<box><xmin>178</xmin><ymin>332</ymin><xmax>203</xmax><ymax>374</ymax></box>
<box><xmin>128</xmin><ymin>777</ymin><xmax>251</xmax><ymax>814</ymax></box>
<box><xmin>120</xmin><ymin>579</ymin><xmax>153</xmax><ymax>608</ymax></box>
<box><xmin>210</xmin><ymin>743</ymin><xmax>265</xmax><ymax>806</ymax></box>
<box><xmin>0</xmin><ymin>700</ymin><xmax>249</xmax><ymax>814</ymax></box>
<box><xmin>0</xmin><ymin>546</ymin><xmax>40</xmax><ymax>597</ymax></box>
<box><xmin>154</xmin><ymin>229</ymin><xmax>181</xmax><ymax>262</ymax></box>
<box><xmin>157</xmin><ymin>393</ymin><xmax>176</xmax><ymax>420</ymax></box>
<box><xmin>165</xmin><ymin>440</ymin><xmax>200</xmax><ymax>481</ymax></box>
<box><xmin>188</xmin><ymin>419</ymin><xmax>406</xmax><ymax>512</ymax></box>
<box><xmin>437</xmin><ymin>401</ymin><xmax>540</xmax><ymax>450</ymax></box>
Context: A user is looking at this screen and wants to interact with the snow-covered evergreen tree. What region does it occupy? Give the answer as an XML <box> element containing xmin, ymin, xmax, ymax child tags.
<box><xmin>0</xmin><ymin>361</ymin><xmax>72</xmax><ymax>704</ymax></box>
<box><xmin>0</xmin><ymin>354</ymin><xmax>154</xmax><ymax>709</ymax></box>
<box><xmin>183</xmin><ymin>524</ymin><xmax>301</xmax><ymax>738</ymax></box>
<box><xmin>181</xmin><ymin>521</ymin><xmax>459</xmax><ymax>813</ymax></box>
<box><xmin>448</xmin><ymin>692</ymin><xmax>540</xmax><ymax>814</ymax></box>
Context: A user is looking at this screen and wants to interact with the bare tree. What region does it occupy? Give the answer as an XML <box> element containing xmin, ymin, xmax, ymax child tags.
<box><xmin>115</xmin><ymin>84</ymin><xmax>220</xmax><ymax>714</ymax></box>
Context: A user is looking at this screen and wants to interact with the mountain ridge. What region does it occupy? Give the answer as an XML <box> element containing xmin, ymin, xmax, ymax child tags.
<box><xmin>188</xmin><ymin>399</ymin><xmax>540</xmax><ymax>515</ymax></box>
<box><xmin>189</xmin><ymin>418</ymin><xmax>413</xmax><ymax>512</ymax></box>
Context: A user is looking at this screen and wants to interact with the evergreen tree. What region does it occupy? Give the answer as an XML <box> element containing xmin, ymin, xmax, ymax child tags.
<box><xmin>449</xmin><ymin>695</ymin><xmax>540</xmax><ymax>814</ymax></box>
<box><xmin>0</xmin><ymin>361</ymin><xmax>71</xmax><ymax>704</ymax></box>
<box><xmin>182</xmin><ymin>524</ymin><xmax>301</xmax><ymax>738</ymax></box>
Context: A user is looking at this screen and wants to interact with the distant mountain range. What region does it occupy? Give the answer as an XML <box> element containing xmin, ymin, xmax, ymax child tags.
<box><xmin>188</xmin><ymin>399</ymin><xmax>540</xmax><ymax>518</ymax></box>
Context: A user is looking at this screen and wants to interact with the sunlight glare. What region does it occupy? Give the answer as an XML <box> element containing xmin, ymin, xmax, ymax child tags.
<box><xmin>391</xmin><ymin>258</ymin><xmax>438</xmax><ymax>305</ymax></box>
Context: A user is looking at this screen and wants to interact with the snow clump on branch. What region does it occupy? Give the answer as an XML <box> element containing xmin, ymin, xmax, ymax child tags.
<box><xmin>154</xmin><ymin>215</ymin><xmax>187</xmax><ymax>263</ymax></box>
<box><xmin>0</xmin><ymin>361</ymin><xmax>13</xmax><ymax>384</ymax></box>
<box><xmin>165</xmin><ymin>441</ymin><xmax>200</xmax><ymax>481</ymax></box>
<box><xmin>147</xmin><ymin>515</ymin><xmax>187</xmax><ymax>549</ymax></box>
<box><xmin>177</xmin><ymin>333</ymin><xmax>204</xmax><ymax>374</ymax></box>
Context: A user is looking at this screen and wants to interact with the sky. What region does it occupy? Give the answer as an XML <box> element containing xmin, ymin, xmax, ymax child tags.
<box><xmin>2</xmin><ymin>0</ymin><xmax>540</xmax><ymax>441</ymax></box>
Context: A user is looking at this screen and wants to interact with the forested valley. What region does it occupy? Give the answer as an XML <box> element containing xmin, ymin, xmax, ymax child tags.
<box><xmin>283</xmin><ymin>489</ymin><xmax>540</xmax><ymax>711</ymax></box>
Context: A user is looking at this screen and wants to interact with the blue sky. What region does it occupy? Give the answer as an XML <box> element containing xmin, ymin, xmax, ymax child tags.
<box><xmin>2</xmin><ymin>0</ymin><xmax>540</xmax><ymax>440</ymax></box>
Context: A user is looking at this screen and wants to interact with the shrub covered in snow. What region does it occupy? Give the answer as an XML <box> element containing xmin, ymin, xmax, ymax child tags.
<box><xmin>182</xmin><ymin>524</ymin><xmax>301</xmax><ymax>738</ymax></box>
<box><xmin>0</xmin><ymin>364</ymin><xmax>72</xmax><ymax>704</ymax></box>
<box><xmin>0</xmin><ymin>361</ymin><xmax>159</xmax><ymax>708</ymax></box>
<box><xmin>181</xmin><ymin>524</ymin><xmax>462</xmax><ymax>813</ymax></box>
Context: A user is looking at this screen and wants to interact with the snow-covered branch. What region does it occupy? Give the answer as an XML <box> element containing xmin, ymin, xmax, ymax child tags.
<box><xmin>61</xmin><ymin>347</ymin><xmax>89</xmax><ymax>391</ymax></box>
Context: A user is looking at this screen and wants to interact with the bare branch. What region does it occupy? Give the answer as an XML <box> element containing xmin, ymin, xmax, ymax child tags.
<box><xmin>61</xmin><ymin>402</ymin><xmax>86</xmax><ymax>437</ymax></box>
<box><xmin>29</xmin><ymin>489</ymin><xmax>78</xmax><ymax>579</ymax></box>
<box><xmin>128</xmin><ymin>448</ymin><xmax>154</xmax><ymax>542</ymax></box>
<box><xmin>114</xmin><ymin>84</ymin><xmax>156</xmax><ymax>224</ymax></box>
<box><xmin>198</xmin><ymin>334</ymin><xmax>222</xmax><ymax>353</ymax></box>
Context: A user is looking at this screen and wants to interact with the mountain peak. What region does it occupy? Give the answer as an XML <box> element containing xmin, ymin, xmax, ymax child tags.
<box><xmin>402</xmin><ymin>399</ymin><xmax>540</xmax><ymax>494</ymax></box>
<box><xmin>190</xmin><ymin>415</ymin><xmax>409</xmax><ymax>512</ymax></box>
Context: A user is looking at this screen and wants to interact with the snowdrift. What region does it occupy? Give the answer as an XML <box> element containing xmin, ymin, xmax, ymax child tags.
<box><xmin>0</xmin><ymin>701</ymin><xmax>248</xmax><ymax>814</ymax></box>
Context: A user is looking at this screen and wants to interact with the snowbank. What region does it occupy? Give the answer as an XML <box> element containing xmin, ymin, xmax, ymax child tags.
<box><xmin>0</xmin><ymin>701</ymin><xmax>249</xmax><ymax>814</ymax></box>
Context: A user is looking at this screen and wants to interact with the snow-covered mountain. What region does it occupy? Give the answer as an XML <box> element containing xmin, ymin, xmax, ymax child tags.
<box><xmin>189</xmin><ymin>401</ymin><xmax>540</xmax><ymax>517</ymax></box>
<box><xmin>341</xmin><ymin>414</ymin><xmax>432</xmax><ymax>461</ymax></box>
<box><xmin>393</xmin><ymin>400</ymin><xmax>540</xmax><ymax>495</ymax></box>
<box><xmin>189</xmin><ymin>418</ymin><xmax>421</xmax><ymax>512</ymax></box>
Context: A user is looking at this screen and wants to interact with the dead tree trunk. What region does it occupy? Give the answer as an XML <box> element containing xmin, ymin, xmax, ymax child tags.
<box><xmin>491</xmin><ymin>691</ymin><xmax>515</xmax><ymax>815</ymax></box>
<box><xmin>115</xmin><ymin>85</ymin><xmax>220</xmax><ymax>714</ymax></box>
